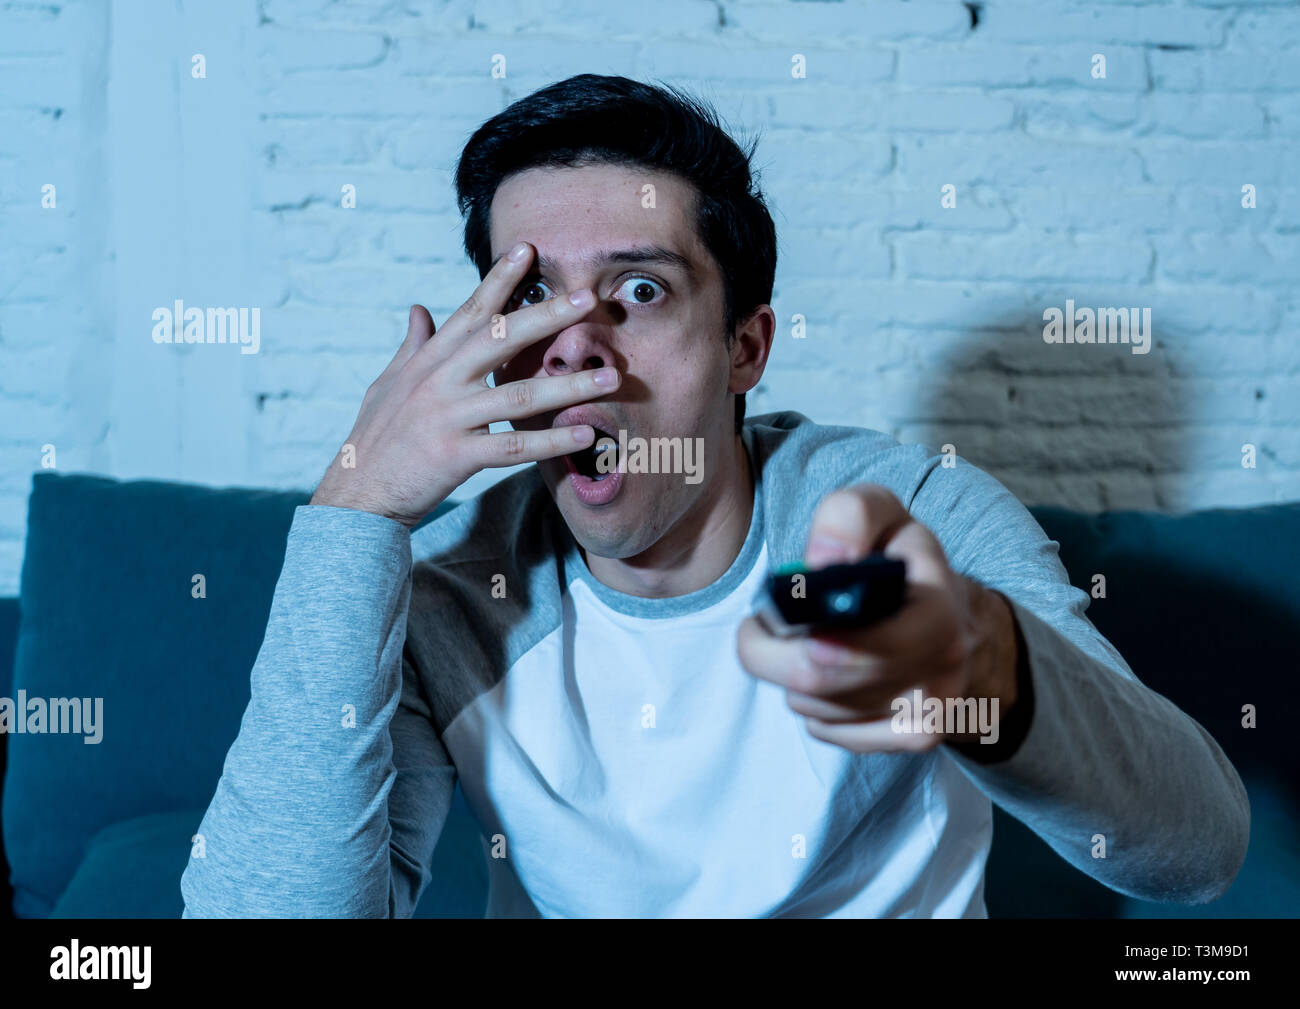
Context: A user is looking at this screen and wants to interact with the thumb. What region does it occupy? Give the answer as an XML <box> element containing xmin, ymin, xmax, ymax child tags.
<box><xmin>384</xmin><ymin>303</ymin><xmax>436</xmax><ymax>376</ymax></box>
<box><xmin>398</xmin><ymin>303</ymin><xmax>436</xmax><ymax>365</ymax></box>
<box><xmin>804</xmin><ymin>485</ymin><xmax>909</xmax><ymax>568</ymax></box>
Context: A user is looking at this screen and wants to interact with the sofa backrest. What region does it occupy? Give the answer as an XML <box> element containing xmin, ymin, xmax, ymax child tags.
<box><xmin>4</xmin><ymin>475</ymin><xmax>313</xmax><ymax>915</ymax></box>
<box><xmin>3</xmin><ymin>473</ymin><xmax>459</xmax><ymax>916</ymax></box>
<box><xmin>1030</xmin><ymin>503</ymin><xmax>1299</xmax><ymax>784</ymax></box>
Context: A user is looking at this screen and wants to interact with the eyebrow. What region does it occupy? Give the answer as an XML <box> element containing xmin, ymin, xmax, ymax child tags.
<box><xmin>491</xmin><ymin>245</ymin><xmax>696</xmax><ymax>277</ymax></box>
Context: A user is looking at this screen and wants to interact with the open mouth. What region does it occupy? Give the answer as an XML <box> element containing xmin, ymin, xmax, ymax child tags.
<box><xmin>569</xmin><ymin>426</ymin><xmax>619</xmax><ymax>480</ymax></box>
<box><xmin>551</xmin><ymin>407</ymin><xmax>625</xmax><ymax>506</ymax></box>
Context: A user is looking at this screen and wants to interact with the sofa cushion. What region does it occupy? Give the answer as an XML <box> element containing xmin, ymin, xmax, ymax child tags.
<box><xmin>4</xmin><ymin>472</ymin><xmax>456</xmax><ymax>917</ymax></box>
<box><xmin>50</xmin><ymin>787</ymin><xmax>488</xmax><ymax>918</ymax></box>
<box><xmin>51</xmin><ymin>811</ymin><xmax>198</xmax><ymax>918</ymax></box>
<box><xmin>0</xmin><ymin>596</ymin><xmax>17</xmax><ymax>916</ymax></box>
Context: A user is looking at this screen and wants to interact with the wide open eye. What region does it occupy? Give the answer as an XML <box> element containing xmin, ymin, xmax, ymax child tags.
<box><xmin>613</xmin><ymin>276</ymin><xmax>665</xmax><ymax>306</ymax></box>
<box><xmin>507</xmin><ymin>279</ymin><xmax>555</xmax><ymax>312</ymax></box>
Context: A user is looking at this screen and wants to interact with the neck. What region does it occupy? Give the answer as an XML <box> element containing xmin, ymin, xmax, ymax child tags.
<box><xmin>584</xmin><ymin>431</ymin><xmax>755</xmax><ymax>598</ymax></box>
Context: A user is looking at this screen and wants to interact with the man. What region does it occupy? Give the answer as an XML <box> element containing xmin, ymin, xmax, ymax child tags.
<box><xmin>181</xmin><ymin>74</ymin><xmax>1248</xmax><ymax>917</ymax></box>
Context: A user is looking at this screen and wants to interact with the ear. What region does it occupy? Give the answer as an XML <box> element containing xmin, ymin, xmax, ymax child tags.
<box><xmin>728</xmin><ymin>304</ymin><xmax>776</xmax><ymax>396</ymax></box>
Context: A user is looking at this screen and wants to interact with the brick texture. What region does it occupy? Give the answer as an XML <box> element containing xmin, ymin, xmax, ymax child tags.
<box><xmin>1</xmin><ymin>0</ymin><xmax>1296</xmax><ymax>593</ymax></box>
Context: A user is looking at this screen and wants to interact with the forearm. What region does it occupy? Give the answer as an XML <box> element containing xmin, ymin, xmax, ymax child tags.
<box><xmin>181</xmin><ymin>506</ymin><xmax>418</xmax><ymax>917</ymax></box>
<box><xmin>945</xmin><ymin>595</ymin><xmax>1250</xmax><ymax>904</ymax></box>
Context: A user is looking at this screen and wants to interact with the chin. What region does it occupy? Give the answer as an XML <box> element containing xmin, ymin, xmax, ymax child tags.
<box><xmin>561</xmin><ymin>511</ymin><xmax>648</xmax><ymax>561</ymax></box>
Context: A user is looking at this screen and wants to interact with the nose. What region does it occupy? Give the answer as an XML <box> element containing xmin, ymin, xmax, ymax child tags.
<box><xmin>543</xmin><ymin>313</ymin><xmax>612</xmax><ymax>376</ymax></box>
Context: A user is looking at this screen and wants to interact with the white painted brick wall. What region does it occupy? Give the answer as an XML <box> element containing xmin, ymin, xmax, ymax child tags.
<box><xmin>1</xmin><ymin>0</ymin><xmax>1297</xmax><ymax>594</ymax></box>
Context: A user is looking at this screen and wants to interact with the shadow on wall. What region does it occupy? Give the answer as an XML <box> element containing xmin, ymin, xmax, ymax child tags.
<box><xmin>912</xmin><ymin>310</ymin><xmax>1187</xmax><ymax>512</ymax></box>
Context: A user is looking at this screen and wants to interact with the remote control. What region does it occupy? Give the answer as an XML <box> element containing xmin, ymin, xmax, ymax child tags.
<box><xmin>753</xmin><ymin>554</ymin><xmax>907</xmax><ymax>637</ymax></box>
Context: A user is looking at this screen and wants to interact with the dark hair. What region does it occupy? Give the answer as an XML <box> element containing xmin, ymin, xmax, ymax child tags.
<box><xmin>454</xmin><ymin>74</ymin><xmax>776</xmax><ymax>435</ymax></box>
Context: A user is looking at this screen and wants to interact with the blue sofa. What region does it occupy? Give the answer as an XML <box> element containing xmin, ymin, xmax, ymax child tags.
<box><xmin>2</xmin><ymin>472</ymin><xmax>1296</xmax><ymax>918</ymax></box>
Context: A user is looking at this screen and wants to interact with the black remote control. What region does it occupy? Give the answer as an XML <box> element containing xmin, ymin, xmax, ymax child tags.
<box><xmin>754</xmin><ymin>554</ymin><xmax>907</xmax><ymax>637</ymax></box>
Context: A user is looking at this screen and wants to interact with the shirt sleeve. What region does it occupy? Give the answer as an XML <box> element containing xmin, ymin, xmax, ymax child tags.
<box><xmin>904</xmin><ymin>455</ymin><xmax>1250</xmax><ymax>905</ymax></box>
<box><xmin>180</xmin><ymin>505</ymin><xmax>456</xmax><ymax>918</ymax></box>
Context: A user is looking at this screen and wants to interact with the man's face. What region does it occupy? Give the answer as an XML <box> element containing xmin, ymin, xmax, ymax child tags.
<box><xmin>488</xmin><ymin>163</ymin><xmax>736</xmax><ymax>561</ymax></box>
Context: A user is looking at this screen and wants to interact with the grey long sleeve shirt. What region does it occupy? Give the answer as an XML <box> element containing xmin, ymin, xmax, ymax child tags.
<box><xmin>181</xmin><ymin>411</ymin><xmax>1249</xmax><ymax>917</ymax></box>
